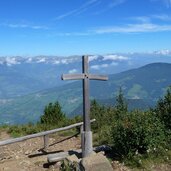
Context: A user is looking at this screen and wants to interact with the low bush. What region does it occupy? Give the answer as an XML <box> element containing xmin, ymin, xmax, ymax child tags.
<box><xmin>111</xmin><ymin>110</ymin><xmax>166</xmax><ymax>158</ymax></box>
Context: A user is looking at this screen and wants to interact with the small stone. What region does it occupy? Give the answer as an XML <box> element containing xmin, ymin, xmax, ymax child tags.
<box><xmin>2</xmin><ymin>167</ymin><xmax>10</xmax><ymax>171</ymax></box>
<box><xmin>66</xmin><ymin>154</ymin><xmax>80</xmax><ymax>163</ymax></box>
<box><xmin>54</xmin><ymin>161</ymin><xmax>61</xmax><ymax>169</ymax></box>
<box><xmin>15</xmin><ymin>155</ymin><xmax>19</xmax><ymax>159</ymax></box>
<box><xmin>49</xmin><ymin>164</ymin><xmax>55</xmax><ymax>170</ymax></box>
<box><xmin>98</xmin><ymin>151</ymin><xmax>105</xmax><ymax>155</ymax></box>
<box><xmin>25</xmin><ymin>150</ymin><xmax>31</xmax><ymax>155</ymax></box>
<box><xmin>0</xmin><ymin>153</ymin><xmax>9</xmax><ymax>161</ymax></box>
<box><xmin>75</xmin><ymin>145</ymin><xmax>81</xmax><ymax>148</ymax></box>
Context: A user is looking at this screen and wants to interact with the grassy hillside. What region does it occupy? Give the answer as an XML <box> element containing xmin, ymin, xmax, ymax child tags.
<box><xmin>0</xmin><ymin>63</ymin><xmax>170</xmax><ymax>124</ymax></box>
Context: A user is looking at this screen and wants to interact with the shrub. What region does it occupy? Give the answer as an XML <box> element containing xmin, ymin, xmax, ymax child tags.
<box><xmin>90</xmin><ymin>100</ymin><xmax>117</xmax><ymax>145</ymax></box>
<box><xmin>111</xmin><ymin>110</ymin><xmax>166</xmax><ymax>158</ymax></box>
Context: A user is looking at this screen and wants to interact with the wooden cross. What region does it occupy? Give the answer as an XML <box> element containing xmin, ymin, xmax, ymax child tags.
<box><xmin>61</xmin><ymin>55</ymin><xmax>108</xmax><ymax>157</ymax></box>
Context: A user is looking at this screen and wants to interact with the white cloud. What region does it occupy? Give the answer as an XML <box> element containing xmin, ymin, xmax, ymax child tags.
<box><xmin>154</xmin><ymin>49</ymin><xmax>171</xmax><ymax>55</ymax></box>
<box><xmin>94</xmin><ymin>23</ymin><xmax>171</xmax><ymax>34</ymax></box>
<box><xmin>52</xmin><ymin>19</ymin><xmax>171</xmax><ymax>37</ymax></box>
<box><xmin>103</xmin><ymin>54</ymin><xmax>129</xmax><ymax>61</ymax></box>
<box><xmin>89</xmin><ymin>55</ymin><xmax>99</xmax><ymax>61</ymax></box>
<box><xmin>5</xmin><ymin>57</ymin><xmax>20</xmax><ymax>66</ymax></box>
<box><xmin>131</xmin><ymin>14</ymin><xmax>171</xmax><ymax>22</ymax></box>
<box><xmin>58</xmin><ymin>57</ymin><xmax>79</xmax><ymax>65</ymax></box>
<box><xmin>26</xmin><ymin>58</ymin><xmax>33</xmax><ymax>63</ymax></box>
<box><xmin>130</xmin><ymin>16</ymin><xmax>151</xmax><ymax>23</ymax></box>
<box><xmin>151</xmin><ymin>0</ymin><xmax>171</xmax><ymax>8</ymax></box>
<box><xmin>51</xmin><ymin>32</ymin><xmax>92</xmax><ymax>37</ymax></box>
<box><xmin>101</xmin><ymin>64</ymin><xmax>109</xmax><ymax>68</ymax></box>
<box><xmin>111</xmin><ymin>62</ymin><xmax>119</xmax><ymax>66</ymax></box>
<box><xmin>0</xmin><ymin>56</ymin><xmax>81</xmax><ymax>66</ymax></box>
<box><xmin>90</xmin><ymin>54</ymin><xmax>129</xmax><ymax>70</ymax></box>
<box><xmin>92</xmin><ymin>12</ymin><xmax>171</xmax><ymax>34</ymax></box>
<box><xmin>61</xmin><ymin>58</ymin><xmax>78</xmax><ymax>64</ymax></box>
<box><xmin>55</xmin><ymin>10</ymin><xmax>78</xmax><ymax>20</ymax></box>
<box><xmin>61</xmin><ymin>59</ymin><xmax>69</xmax><ymax>64</ymax></box>
<box><xmin>55</xmin><ymin>0</ymin><xmax>99</xmax><ymax>20</ymax></box>
<box><xmin>36</xmin><ymin>58</ymin><xmax>46</xmax><ymax>63</ymax></box>
<box><xmin>152</xmin><ymin>14</ymin><xmax>171</xmax><ymax>21</ymax></box>
<box><xmin>2</xmin><ymin>23</ymin><xmax>48</xmax><ymax>30</ymax></box>
<box><xmin>53</xmin><ymin>60</ymin><xmax>60</xmax><ymax>64</ymax></box>
<box><xmin>90</xmin><ymin>65</ymin><xmax>99</xmax><ymax>70</ymax></box>
<box><xmin>69</xmin><ymin>69</ymin><xmax>78</xmax><ymax>74</ymax></box>
<box><xmin>91</xmin><ymin>63</ymin><xmax>109</xmax><ymax>70</ymax></box>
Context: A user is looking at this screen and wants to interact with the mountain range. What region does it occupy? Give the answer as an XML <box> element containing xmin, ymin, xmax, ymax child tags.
<box><xmin>0</xmin><ymin>61</ymin><xmax>170</xmax><ymax>125</ymax></box>
<box><xmin>0</xmin><ymin>51</ymin><xmax>171</xmax><ymax>99</ymax></box>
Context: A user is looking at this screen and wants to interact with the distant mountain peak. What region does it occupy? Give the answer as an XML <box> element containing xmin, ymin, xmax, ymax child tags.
<box><xmin>141</xmin><ymin>62</ymin><xmax>171</xmax><ymax>68</ymax></box>
<box><xmin>154</xmin><ymin>49</ymin><xmax>171</xmax><ymax>55</ymax></box>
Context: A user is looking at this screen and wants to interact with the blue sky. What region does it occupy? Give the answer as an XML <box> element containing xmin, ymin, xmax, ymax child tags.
<box><xmin>0</xmin><ymin>0</ymin><xmax>171</xmax><ymax>56</ymax></box>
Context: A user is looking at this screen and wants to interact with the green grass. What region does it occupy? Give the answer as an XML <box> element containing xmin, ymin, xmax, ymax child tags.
<box><xmin>113</xmin><ymin>150</ymin><xmax>171</xmax><ymax>170</ymax></box>
<box><xmin>57</xmin><ymin>128</ymin><xmax>79</xmax><ymax>137</ymax></box>
<box><xmin>127</xmin><ymin>84</ymin><xmax>148</xmax><ymax>99</ymax></box>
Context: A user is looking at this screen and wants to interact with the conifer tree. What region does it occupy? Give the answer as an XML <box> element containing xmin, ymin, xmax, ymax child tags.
<box><xmin>115</xmin><ymin>87</ymin><xmax>128</xmax><ymax>119</ymax></box>
<box><xmin>155</xmin><ymin>87</ymin><xmax>171</xmax><ymax>130</ymax></box>
<box><xmin>40</xmin><ymin>101</ymin><xmax>66</xmax><ymax>126</ymax></box>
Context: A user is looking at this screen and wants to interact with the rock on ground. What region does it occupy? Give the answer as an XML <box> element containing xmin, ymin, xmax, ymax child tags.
<box><xmin>80</xmin><ymin>152</ymin><xmax>113</xmax><ymax>171</ymax></box>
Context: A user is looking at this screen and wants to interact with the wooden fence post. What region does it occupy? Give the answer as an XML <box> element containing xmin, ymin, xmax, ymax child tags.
<box><xmin>44</xmin><ymin>135</ymin><xmax>49</xmax><ymax>151</ymax></box>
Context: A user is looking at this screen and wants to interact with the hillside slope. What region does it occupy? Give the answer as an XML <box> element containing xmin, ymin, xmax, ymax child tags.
<box><xmin>0</xmin><ymin>63</ymin><xmax>170</xmax><ymax>124</ymax></box>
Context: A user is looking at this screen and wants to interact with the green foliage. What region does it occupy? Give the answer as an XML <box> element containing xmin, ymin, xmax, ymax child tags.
<box><xmin>7</xmin><ymin>105</ymin><xmax>82</xmax><ymax>138</ymax></box>
<box><xmin>60</xmin><ymin>159</ymin><xmax>80</xmax><ymax>171</ymax></box>
<box><xmin>90</xmin><ymin>89</ymin><xmax>128</xmax><ymax>145</ymax></box>
<box><xmin>7</xmin><ymin>123</ymin><xmax>41</xmax><ymax>137</ymax></box>
<box><xmin>115</xmin><ymin>87</ymin><xmax>128</xmax><ymax>114</ymax></box>
<box><xmin>1</xmin><ymin>63</ymin><xmax>171</xmax><ymax>125</ymax></box>
<box><xmin>96</xmin><ymin>89</ymin><xmax>128</xmax><ymax>145</ymax></box>
<box><xmin>115</xmin><ymin>88</ymin><xmax>128</xmax><ymax>121</ymax></box>
<box><xmin>90</xmin><ymin>99</ymin><xmax>114</xmax><ymax>144</ymax></box>
<box><xmin>90</xmin><ymin>99</ymin><xmax>105</xmax><ymax>131</ymax></box>
<box><xmin>91</xmin><ymin>89</ymin><xmax>169</xmax><ymax>161</ymax></box>
<box><xmin>123</xmin><ymin>150</ymin><xmax>171</xmax><ymax>169</ymax></box>
<box><xmin>155</xmin><ymin>87</ymin><xmax>171</xmax><ymax>130</ymax></box>
<box><xmin>3</xmin><ymin>85</ymin><xmax>171</xmax><ymax>170</ymax></box>
<box><xmin>111</xmin><ymin>110</ymin><xmax>166</xmax><ymax>158</ymax></box>
<box><xmin>40</xmin><ymin>101</ymin><xmax>66</xmax><ymax>127</ymax></box>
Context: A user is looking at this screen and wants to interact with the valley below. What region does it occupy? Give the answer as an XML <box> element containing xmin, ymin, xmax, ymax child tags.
<box><xmin>0</xmin><ymin>55</ymin><xmax>171</xmax><ymax>124</ymax></box>
<box><xmin>0</xmin><ymin>63</ymin><xmax>170</xmax><ymax>124</ymax></box>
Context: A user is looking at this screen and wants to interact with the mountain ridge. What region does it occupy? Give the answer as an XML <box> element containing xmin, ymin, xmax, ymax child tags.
<box><xmin>0</xmin><ymin>62</ymin><xmax>170</xmax><ymax>124</ymax></box>
<box><xmin>0</xmin><ymin>54</ymin><xmax>171</xmax><ymax>98</ymax></box>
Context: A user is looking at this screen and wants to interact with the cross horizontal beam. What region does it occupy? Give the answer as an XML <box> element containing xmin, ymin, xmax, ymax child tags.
<box><xmin>89</xmin><ymin>74</ymin><xmax>108</xmax><ymax>81</ymax></box>
<box><xmin>61</xmin><ymin>74</ymin><xmax>84</xmax><ymax>80</ymax></box>
<box><xmin>61</xmin><ymin>74</ymin><xmax>108</xmax><ymax>81</ymax></box>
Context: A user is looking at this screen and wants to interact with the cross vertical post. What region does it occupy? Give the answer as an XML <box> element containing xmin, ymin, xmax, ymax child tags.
<box><xmin>83</xmin><ymin>56</ymin><xmax>90</xmax><ymax>132</ymax></box>
<box><xmin>82</xmin><ymin>56</ymin><xmax>92</xmax><ymax>157</ymax></box>
<box><xmin>61</xmin><ymin>55</ymin><xmax>108</xmax><ymax>158</ymax></box>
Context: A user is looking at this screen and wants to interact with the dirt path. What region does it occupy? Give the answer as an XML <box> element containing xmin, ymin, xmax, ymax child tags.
<box><xmin>0</xmin><ymin>131</ymin><xmax>81</xmax><ymax>171</ymax></box>
<box><xmin>1</xmin><ymin>131</ymin><xmax>171</xmax><ymax>171</ymax></box>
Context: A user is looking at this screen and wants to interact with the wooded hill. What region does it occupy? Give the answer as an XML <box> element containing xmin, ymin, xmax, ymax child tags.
<box><xmin>0</xmin><ymin>62</ymin><xmax>170</xmax><ymax>124</ymax></box>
